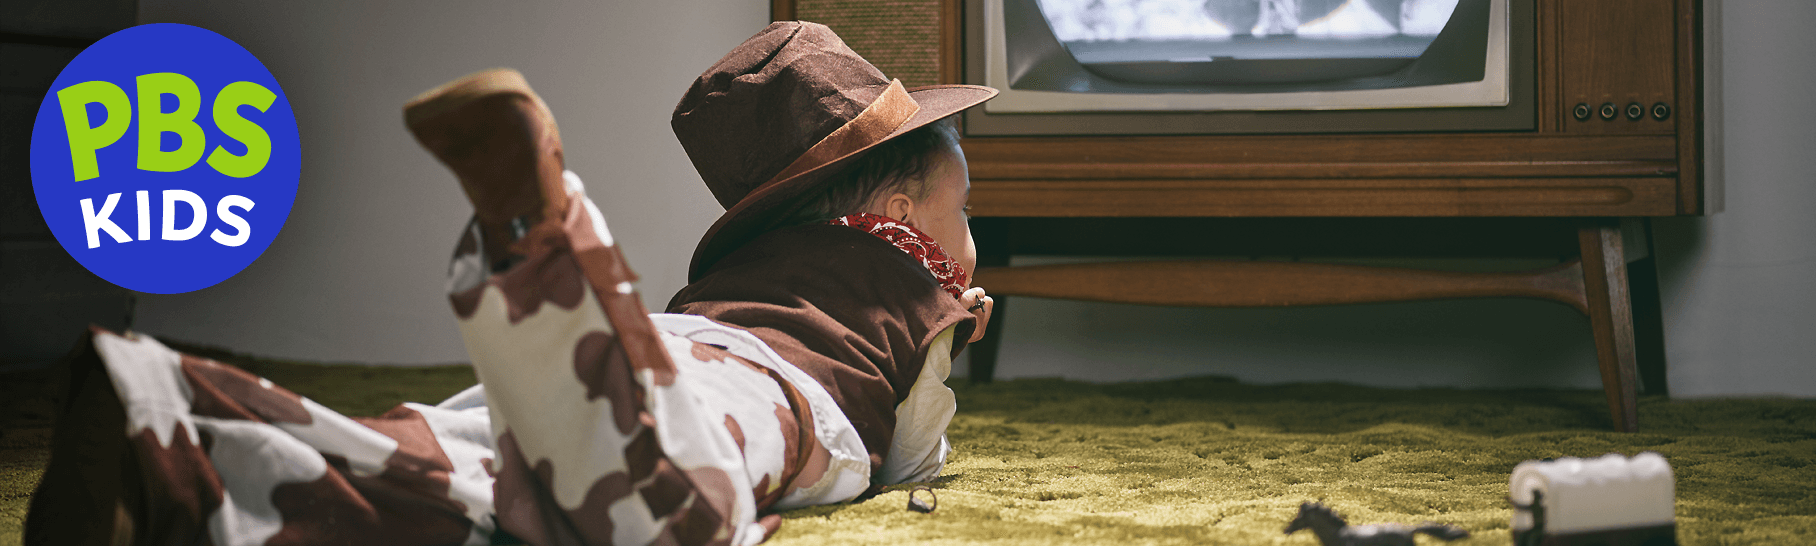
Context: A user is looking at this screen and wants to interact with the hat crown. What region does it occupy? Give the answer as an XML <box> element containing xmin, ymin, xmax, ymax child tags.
<box><xmin>672</xmin><ymin>22</ymin><xmax>892</xmax><ymax>209</ymax></box>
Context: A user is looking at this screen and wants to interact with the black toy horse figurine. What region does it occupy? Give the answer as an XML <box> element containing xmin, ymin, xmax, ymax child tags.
<box><xmin>1284</xmin><ymin>502</ymin><xmax>1471</xmax><ymax>546</ymax></box>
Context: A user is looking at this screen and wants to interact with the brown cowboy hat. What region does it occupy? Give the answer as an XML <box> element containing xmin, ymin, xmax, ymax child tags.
<box><xmin>672</xmin><ymin>21</ymin><xmax>997</xmax><ymax>281</ymax></box>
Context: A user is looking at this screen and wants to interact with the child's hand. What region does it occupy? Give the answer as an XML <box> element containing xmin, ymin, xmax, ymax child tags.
<box><xmin>959</xmin><ymin>287</ymin><xmax>994</xmax><ymax>343</ymax></box>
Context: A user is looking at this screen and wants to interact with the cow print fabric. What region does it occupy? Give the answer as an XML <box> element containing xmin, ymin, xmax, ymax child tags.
<box><xmin>451</xmin><ymin>186</ymin><xmax>875</xmax><ymax>546</ymax></box>
<box><xmin>25</xmin><ymin>327</ymin><xmax>496</xmax><ymax>546</ymax></box>
<box><xmin>29</xmin><ymin>178</ymin><xmax>942</xmax><ymax>546</ymax></box>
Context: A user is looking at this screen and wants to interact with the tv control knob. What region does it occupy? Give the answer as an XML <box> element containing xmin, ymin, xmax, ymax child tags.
<box><xmin>1599</xmin><ymin>103</ymin><xmax>1618</xmax><ymax>120</ymax></box>
<box><xmin>1652</xmin><ymin>102</ymin><xmax>1672</xmax><ymax>120</ymax></box>
<box><xmin>1574</xmin><ymin>103</ymin><xmax>1592</xmax><ymax>121</ymax></box>
<box><xmin>1626</xmin><ymin>102</ymin><xmax>1645</xmax><ymax>120</ymax></box>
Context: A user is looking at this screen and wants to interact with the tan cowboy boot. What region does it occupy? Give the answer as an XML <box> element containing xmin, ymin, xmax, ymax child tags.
<box><xmin>404</xmin><ymin>68</ymin><xmax>570</xmax><ymax>269</ymax></box>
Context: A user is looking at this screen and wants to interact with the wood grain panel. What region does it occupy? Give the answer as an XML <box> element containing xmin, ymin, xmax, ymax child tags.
<box><xmin>973</xmin><ymin>260</ymin><xmax>1588</xmax><ymax>313</ymax></box>
<box><xmin>1559</xmin><ymin>0</ymin><xmax>1676</xmax><ymax>135</ymax></box>
<box><xmin>1535</xmin><ymin>0</ymin><xmax>1562</xmax><ymax>133</ymax></box>
<box><xmin>969</xmin><ymin>178</ymin><xmax>1679</xmax><ymax>217</ymax></box>
<box><xmin>962</xmin><ymin>134</ymin><xmax>1677</xmax><ymax>173</ymax></box>
<box><xmin>1675</xmin><ymin>0</ymin><xmax>1705</xmax><ymax>214</ymax></box>
<box><xmin>991</xmin><ymin>217</ymin><xmax>1588</xmax><ymax>258</ymax></box>
<box><xmin>971</xmin><ymin>161</ymin><xmax>1676</xmax><ymax>181</ymax></box>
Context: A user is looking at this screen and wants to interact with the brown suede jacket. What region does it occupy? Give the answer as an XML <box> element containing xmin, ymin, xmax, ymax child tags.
<box><xmin>667</xmin><ymin>224</ymin><xmax>976</xmax><ymax>470</ymax></box>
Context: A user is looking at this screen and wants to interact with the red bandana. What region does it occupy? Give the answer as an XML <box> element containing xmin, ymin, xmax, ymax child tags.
<box><xmin>828</xmin><ymin>213</ymin><xmax>969</xmax><ymax>298</ymax></box>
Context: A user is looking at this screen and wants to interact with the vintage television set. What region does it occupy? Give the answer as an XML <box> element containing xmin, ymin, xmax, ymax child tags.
<box><xmin>772</xmin><ymin>0</ymin><xmax>1705</xmax><ymax>432</ymax></box>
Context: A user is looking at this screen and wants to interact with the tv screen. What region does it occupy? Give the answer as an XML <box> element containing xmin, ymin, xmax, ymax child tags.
<box><xmin>965</xmin><ymin>0</ymin><xmax>1535</xmax><ymax>135</ymax></box>
<box><xmin>1038</xmin><ymin>0</ymin><xmax>1460</xmax><ymax>86</ymax></box>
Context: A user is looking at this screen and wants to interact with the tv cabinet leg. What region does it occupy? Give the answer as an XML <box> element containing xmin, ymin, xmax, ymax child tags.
<box><xmin>969</xmin><ymin>217</ymin><xmax>1012</xmax><ymax>384</ymax></box>
<box><xmin>1579</xmin><ymin>221</ymin><xmax>1640</xmax><ymax>432</ymax></box>
<box><xmin>1626</xmin><ymin>219</ymin><xmax>1670</xmax><ymax>397</ymax></box>
<box><xmin>968</xmin><ymin>295</ymin><xmax>1007</xmax><ymax>384</ymax></box>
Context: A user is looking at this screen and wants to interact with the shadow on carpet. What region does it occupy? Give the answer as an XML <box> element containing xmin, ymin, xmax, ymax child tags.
<box><xmin>3</xmin><ymin>357</ymin><xmax>1813</xmax><ymax>545</ymax></box>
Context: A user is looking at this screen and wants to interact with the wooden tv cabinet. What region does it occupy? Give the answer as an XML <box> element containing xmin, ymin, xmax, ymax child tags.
<box><xmin>777</xmin><ymin>0</ymin><xmax>1706</xmax><ymax>432</ymax></box>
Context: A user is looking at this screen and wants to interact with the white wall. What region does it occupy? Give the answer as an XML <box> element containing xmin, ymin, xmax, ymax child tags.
<box><xmin>135</xmin><ymin>0</ymin><xmax>1816</xmax><ymax>398</ymax></box>
<box><xmin>1649</xmin><ymin>0</ymin><xmax>1816</xmax><ymax>397</ymax></box>
<box><xmin>134</xmin><ymin>0</ymin><xmax>765</xmax><ymax>364</ymax></box>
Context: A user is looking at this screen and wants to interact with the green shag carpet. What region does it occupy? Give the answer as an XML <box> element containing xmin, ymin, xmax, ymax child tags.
<box><xmin>4</xmin><ymin>355</ymin><xmax>1814</xmax><ymax>545</ymax></box>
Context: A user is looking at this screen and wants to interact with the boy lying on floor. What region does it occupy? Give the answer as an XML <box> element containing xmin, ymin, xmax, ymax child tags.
<box><xmin>27</xmin><ymin>22</ymin><xmax>997</xmax><ymax>546</ymax></box>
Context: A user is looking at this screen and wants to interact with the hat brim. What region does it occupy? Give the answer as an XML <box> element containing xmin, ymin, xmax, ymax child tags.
<box><xmin>687</xmin><ymin>84</ymin><xmax>999</xmax><ymax>281</ymax></box>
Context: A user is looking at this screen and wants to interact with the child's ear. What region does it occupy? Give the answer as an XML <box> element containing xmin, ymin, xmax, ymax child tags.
<box><xmin>885</xmin><ymin>192</ymin><xmax>916</xmax><ymax>223</ymax></box>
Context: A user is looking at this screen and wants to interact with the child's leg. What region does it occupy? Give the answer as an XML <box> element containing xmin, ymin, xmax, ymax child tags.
<box><xmin>25</xmin><ymin>328</ymin><xmax>497</xmax><ymax>546</ymax></box>
<box><xmin>415</xmin><ymin>69</ymin><xmax>847</xmax><ymax>545</ymax></box>
<box><xmin>443</xmin><ymin>188</ymin><xmax>770</xmax><ymax>545</ymax></box>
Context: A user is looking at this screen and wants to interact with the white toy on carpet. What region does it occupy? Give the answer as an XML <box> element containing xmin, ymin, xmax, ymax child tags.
<box><xmin>1510</xmin><ymin>452</ymin><xmax>1677</xmax><ymax>546</ymax></box>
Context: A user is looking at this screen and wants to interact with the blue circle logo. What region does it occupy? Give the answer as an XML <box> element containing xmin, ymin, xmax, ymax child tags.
<box><xmin>30</xmin><ymin>23</ymin><xmax>300</xmax><ymax>294</ymax></box>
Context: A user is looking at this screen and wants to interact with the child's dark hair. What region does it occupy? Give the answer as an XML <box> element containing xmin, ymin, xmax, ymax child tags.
<box><xmin>780</xmin><ymin>116</ymin><xmax>960</xmax><ymax>226</ymax></box>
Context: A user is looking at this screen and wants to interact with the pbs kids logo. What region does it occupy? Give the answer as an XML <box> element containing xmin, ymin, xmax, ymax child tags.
<box><xmin>30</xmin><ymin>24</ymin><xmax>299</xmax><ymax>294</ymax></box>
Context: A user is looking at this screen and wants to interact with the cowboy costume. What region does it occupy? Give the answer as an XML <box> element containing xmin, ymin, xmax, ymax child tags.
<box><xmin>26</xmin><ymin>22</ymin><xmax>998</xmax><ymax>546</ymax></box>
